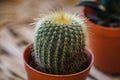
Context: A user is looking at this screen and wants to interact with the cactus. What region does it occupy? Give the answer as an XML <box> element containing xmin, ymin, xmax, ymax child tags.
<box><xmin>33</xmin><ymin>12</ymin><xmax>87</xmax><ymax>74</ymax></box>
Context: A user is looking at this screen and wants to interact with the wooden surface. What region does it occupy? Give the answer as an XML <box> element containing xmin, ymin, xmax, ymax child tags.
<box><xmin>0</xmin><ymin>0</ymin><xmax>120</xmax><ymax>80</ymax></box>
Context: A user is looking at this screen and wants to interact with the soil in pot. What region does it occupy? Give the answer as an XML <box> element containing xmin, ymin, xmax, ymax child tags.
<box><xmin>28</xmin><ymin>46</ymin><xmax>90</xmax><ymax>75</ymax></box>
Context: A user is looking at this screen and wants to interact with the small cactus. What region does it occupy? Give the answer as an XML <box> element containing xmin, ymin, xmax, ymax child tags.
<box><xmin>33</xmin><ymin>12</ymin><xmax>87</xmax><ymax>74</ymax></box>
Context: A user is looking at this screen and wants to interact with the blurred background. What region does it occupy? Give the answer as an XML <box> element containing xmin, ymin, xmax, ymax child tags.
<box><xmin>0</xmin><ymin>0</ymin><xmax>120</xmax><ymax>80</ymax></box>
<box><xmin>0</xmin><ymin>0</ymin><xmax>79</xmax><ymax>29</ymax></box>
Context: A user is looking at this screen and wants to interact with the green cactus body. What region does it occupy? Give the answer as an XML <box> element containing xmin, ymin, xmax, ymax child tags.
<box><xmin>33</xmin><ymin>12</ymin><xmax>87</xmax><ymax>74</ymax></box>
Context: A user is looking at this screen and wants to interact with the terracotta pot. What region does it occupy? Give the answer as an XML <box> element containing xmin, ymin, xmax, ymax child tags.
<box><xmin>23</xmin><ymin>44</ymin><xmax>94</xmax><ymax>80</ymax></box>
<box><xmin>83</xmin><ymin>7</ymin><xmax>120</xmax><ymax>74</ymax></box>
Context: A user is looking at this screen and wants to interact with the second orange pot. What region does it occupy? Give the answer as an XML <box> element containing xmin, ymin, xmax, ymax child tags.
<box><xmin>83</xmin><ymin>7</ymin><xmax>120</xmax><ymax>74</ymax></box>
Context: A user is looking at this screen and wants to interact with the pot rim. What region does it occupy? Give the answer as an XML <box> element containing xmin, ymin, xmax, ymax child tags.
<box><xmin>23</xmin><ymin>43</ymin><xmax>94</xmax><ymax>77</ymax></box>
<box><xmin>86</xmin><ymin>17</ymin><xmax>120</xmax><ymax>31</ymax></box>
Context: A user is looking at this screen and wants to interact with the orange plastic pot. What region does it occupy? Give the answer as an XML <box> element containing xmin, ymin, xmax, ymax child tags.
<box><xmin>23</xmin><ymin>44</ymin><xmax>94</xmax><ymax>80</ymax></box>
<box><xmin>83</xmin><ymin>7</ymin><xmax>120</xmax><ymax>74</ymax></box>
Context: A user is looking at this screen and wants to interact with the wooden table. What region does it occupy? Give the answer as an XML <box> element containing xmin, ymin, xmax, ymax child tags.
<box><xmin>0</xmin><ymin>0</ymin><xmax>120</xmax><ymax>80</ymax></box>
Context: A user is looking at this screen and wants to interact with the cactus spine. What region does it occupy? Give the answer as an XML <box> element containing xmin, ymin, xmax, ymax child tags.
<box><xmin>33</xmin><ymin>12</ymin><xmax>87</xmax><ymax>74</ymax></box>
